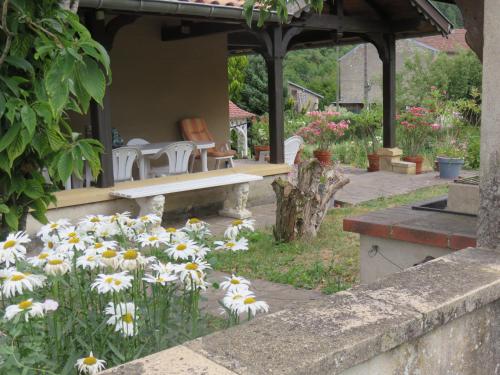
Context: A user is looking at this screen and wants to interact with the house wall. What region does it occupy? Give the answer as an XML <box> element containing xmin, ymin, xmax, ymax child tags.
<box><xmin>70</xmin><ymin>16</ymin><xmax>229</xmax><ymax>145</ymax></box>
<box><xmin>339</xmin><ymin>40</ymin><xmax>436</xmax><ymax>105</ymax></box>
<box><xmin>288</xmin><ymin>84</ymin><xmax>320</xmax><ymax>112</ymax></box>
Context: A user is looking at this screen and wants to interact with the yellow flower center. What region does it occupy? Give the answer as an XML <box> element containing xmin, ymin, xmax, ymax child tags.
<box><xmin>3</xmin><ymin>240</ymin><xmax>16</xmax><ymax>249</ymax></box>
<box><xmin>68</xmin><ymin>237</ymin><xmax>80</xmax><ymax>244</ymax></box>
<box><xmin>226</xmin><ymin>242</ymin><xmax>236</xmax><ymax>248</ymax></box>
<box><xmin>123</xmin><ymin>250</ymin><xmax>138</xmax><ymax>260</ymax></box>
<box><xmin>102</xmin><ymin>250</ymin><xmax>117</xmax><ymax>258</ymax></box>
<box><xmin>83</xmin><ymin>356</ymin><xmax>97</xmax><ymax>365</ymax></box>
<box><xmin>90</xmin><ymin>217</ymin><xmax>100</xmax><ymax>223</ymax></box>
<box><xmin>232</xmin><ymin>219</ymin><xmax>243</xmax><ymax>226</ymax></box>
<box><xmin>114</xmin><ymin>279</ymin><xmax>122</xmax><ymax>286</ymax></box>
<box><xmin>11</xmin><ymin>274</ymin><xmax>25</xmax><ymax>281</ymax></box>
<box><xmin>48</xmin><ymin>259</ymin><xmax>63</xmax><ymax>265</ymax></box>
<box><xmin>47</xmin><ymin>242</ymin><xmax>54</xmax><ymax>249</ymax></box>
<box><xmin>38</xmin><ymin>252</ymin><xmax>49</xmax><ymax>259</ymax></box>
<box><xmin>50</xmin><ymin>223</ymin><xmax>58</xmax><ymax>229</ymax></box>
<box><xmin>188</xmin><ymin>218</ymin><xmax>200</xmax><ymax>224</ymax></box>
<box><xmin>105</xmin><ymin>277</ymin><xmax>114</xmax><ymax>284</ymax></box>
<box><xmin>176</xmin><ymin>244</ymin><xmax>187</xmax><ymax>251</ymax></box>
<box><xmin>243</xmin><ymin>297</ymin><xmax>256</xmax><ymax>305</ymax></box>
<box><xmin>166</xmin><ymin>227</ymin><xmax>177</xmax><ymax>233</ymax></box>
<box><xmin>230</xmin><ymin>279</ymin><xmax>240</xmax><ymax>284</ymax></box>
<box><xmin>94</xmin><ymin>243</ymin><xmax>103</xmax><ymax>249</ymax></box>
<box><xmin>148</xmin><ymin>236</ymin><xmax>158</xmax><ymax>241</ymax></box>
<box><xmin>18</xmin><ymin>300</ymin><xmax>33</xmax><ymax>310</ymax></box>
<box><xmin>185</xmin><ymin>263</ymin><xmax>198</xmax><ymax>270</ymax></box>
<box><xmin>87</xmin><ymin>256</ymin><xmax>95</xmax><ymax>261</ymax></box>
<box><xmin>140</xmin><ymin>216</ymin><xmax>149</xmax><ymax>222</ymax></box>
<box><xmin>68</xmin><ymin>232</ymin><xmax>77</xmax><ymax>238</ymax></box>
<box><xmin>122</xmin><ymin>313</ymin><xmax>134</xmax><ymax>324</ymax></box>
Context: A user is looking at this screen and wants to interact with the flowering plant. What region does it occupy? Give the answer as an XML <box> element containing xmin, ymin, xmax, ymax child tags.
<box><xmin>397</xmin><ymin>106</ymin><xmax>441</xmax><ymax>156</ymax></box>
<box><xmin>0</xmin><ymin>213</ymin><xmax>266</xmax><ymax>373</ymax></box>
<box><xmin>296</xmin><ymin>111</ymin><xmax>349</xmax><ymax>151</ymax></box>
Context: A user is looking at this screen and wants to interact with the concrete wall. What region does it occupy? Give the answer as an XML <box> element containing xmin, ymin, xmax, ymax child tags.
<box><xmin>339</xmin><ymin>40</ymin><xmax>436</xmax><ymax>104</ymax></box>
<box><xmin>360</xmin><ymin>235</ymin><xmax>452</xmax><ymax>284</ymax></box>
<box><xmin>71</xmin><ymin>16</ymin><xmax>229</xmax><ymax>145</ymax></box>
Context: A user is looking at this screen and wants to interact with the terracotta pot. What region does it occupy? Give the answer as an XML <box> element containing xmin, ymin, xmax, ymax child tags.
<box><xmin>294</xmin><ymin>149</ymin><xmax>302</xmax><ymax>164</ymax></box>
<box><xmin>254</xmin><ymin>145</ymin><xmax>270</xmax><ymax>161</ymax></box>
<box><xmin>367</xmin><ymin>153</ymin><xmax>380</xmax><ymax>172</ymax></box>
<box><xmin>313</xmin><ymin>149</ymin><xmax>332</xmax><ymax>165</ymax></box>
<box><xmin>403</xmin><ymin>155</ymin><xmax>424</xmax><ymax>174</ymax></box>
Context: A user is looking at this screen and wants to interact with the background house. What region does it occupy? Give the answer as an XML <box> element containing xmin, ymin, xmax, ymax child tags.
<box><xmin>287</xmin><ymin>81</ymin><xmax>324</xmax><ymax>112</ymax></box>
<box><xmin>339</xmin><ymin>29</ymin><xmax>468</xmax><ymax>110</ymax></box>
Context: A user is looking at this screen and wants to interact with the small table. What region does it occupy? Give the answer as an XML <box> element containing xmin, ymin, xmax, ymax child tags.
<box><xmin>135</xmin><ymin>141</ymin><xmax>215</xmax><ymax>179</ymax></box>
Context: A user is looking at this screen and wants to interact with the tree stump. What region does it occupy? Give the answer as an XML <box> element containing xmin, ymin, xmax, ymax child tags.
<box><xmin>272</xmin><ymin>159</ymin><xmax>349</xmax><ymax>242</ymax></box>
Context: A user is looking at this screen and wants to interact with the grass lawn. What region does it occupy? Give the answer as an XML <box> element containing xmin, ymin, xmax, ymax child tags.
<box><xmin>209</xmin><ymin>184</ymin><xmax>449</xmax><ymax>294</ymax></box>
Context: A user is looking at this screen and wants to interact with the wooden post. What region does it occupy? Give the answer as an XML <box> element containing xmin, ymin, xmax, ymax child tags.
<box><xmin>382</xmin><ymin>33</ymin><xmax>396</xmax><ymax>148</ymax></box>
<box><xmin>265</xmin><ymin>26</ymin><xmax>285</xmax><ymax>164</ymax></box>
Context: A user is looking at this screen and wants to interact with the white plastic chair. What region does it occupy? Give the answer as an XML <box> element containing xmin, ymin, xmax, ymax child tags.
<box><xmin>127</xmin><ymin>138</ymin><xmax>149</xmax><ymax>146</ymax></box>
<box><xmin>258</xmin><ymin>136</ymin><xmax>303</xmax><ymax>166</ymax></box>
<box><xmin>148</xmin><ymin>141</ymin><xmax>196</xmax><ymax>177</ymax></box>
<box><xmin>112</xmin><ymin>147</ymin><xmax>140</xmax><ymax>182</ymax></box>
<box><xmin>284</xmin><ymin>136</ymin><xmax>303</xmax><ymax>166</ymax></box>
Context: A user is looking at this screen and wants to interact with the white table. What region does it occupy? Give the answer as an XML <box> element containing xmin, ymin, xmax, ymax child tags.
<box><xmin>135</xmin><ymin>141</ymin><xmax>215</xmax><ymax>179</ymax></box>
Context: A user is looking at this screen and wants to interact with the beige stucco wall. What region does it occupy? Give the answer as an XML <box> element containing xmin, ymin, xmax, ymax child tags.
<box><xmin>71</xmin><ymin>16</ymin><xmax>229</xmax><ymax>145</ymax></box>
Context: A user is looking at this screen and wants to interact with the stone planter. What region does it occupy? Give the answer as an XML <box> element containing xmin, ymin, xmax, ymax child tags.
<box><xmin>254</xmin><ymin>145</ymin><xmax>270</xmax><ymax>161</ymax></box>
<box><xmin>437</xmin><ymin>157</ymin><xmax>464</xmax><ymax>179</ymax></box>
<box><xmin>313</xmin><ymin>149</ymin><xmax>332</xmax><ymax>165</ymax></box>
<box><xmin>367</xmin><ymin>153</ymin><xmax>380</xmax><ymax>172</ymax></box>
<box><xmin>403</xmin><ymin>155</ymin><xmax>424</xmax><ymax>174</ymax></box>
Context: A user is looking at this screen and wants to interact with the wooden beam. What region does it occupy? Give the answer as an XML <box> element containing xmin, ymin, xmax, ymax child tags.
<box><xmin>296</xmin><ymin>14</ymin><xmax>390</xmax><ymax>33</ymax></box>
<box><xmin>162</xmin><ymin>22</ymin><xmax>243</xmax><ymax>42</ymax></box>
<box><xmin>382</xmin><ymin>34</ymin><xmax>396</xmax><ymax>148</ymax></box>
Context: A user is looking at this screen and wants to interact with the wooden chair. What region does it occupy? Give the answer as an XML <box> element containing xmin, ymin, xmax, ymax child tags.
<box><xmin>180</xmin><ymin>118</ymin><xmax>236</xmax><ymax>170</ymax></box>
<box><xmin>112</xmin><ymin>147</ymin><xmax>140</xmax><ymax>182</ymax></box>
<box><xmin>148</xmin><ymin>141</ymin><xmax>196</xmax><ymax>177</ymax></box>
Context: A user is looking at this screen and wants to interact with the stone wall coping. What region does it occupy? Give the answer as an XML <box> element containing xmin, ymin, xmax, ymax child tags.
<box><xmin>103</xmin><ymin>247</ymin><xmax>500</xmax><ymax>374</ymax></box>
<box><xmin>343</xmin><ymin>204</ymin><xmax>477</xmax><ymax>250</ymax></box>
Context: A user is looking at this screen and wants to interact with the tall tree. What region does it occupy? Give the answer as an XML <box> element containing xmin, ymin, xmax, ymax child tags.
<box><xmin>228</xmin><ymin>56</ymin><xmax>249</xmax><ymax>102</ymax></box>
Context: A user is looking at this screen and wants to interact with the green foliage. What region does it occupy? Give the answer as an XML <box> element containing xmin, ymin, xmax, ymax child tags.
<box><xmin>399</xmin><ymin>50</ymin><xmax>482</xmax><ymax>106</ymax></box>
<box><xmin>350</xmin><ymin>108</ymin><xmax>382</xmax><ymax>154</ymax></box>
<box><xmin>227</xmin><ymin>56</ymin><xmax>248</xmax><ymax>102</ymax></box>
<box><xmin>465</xmin><ymin>131</ymin><xmax>480</xmax><ymax>169</ymax></box>
<box><xmin>238</xmin><ymin>55</ymin><xmax>268</xmax><ymax>115</ymax></box>
<box><xmin>249</xmin><ymin>116</ymin><xmax>269</xmax><ymax>145</ymax></box>
<box><xmin>0</xmin><ymin>1</ymin><xmax>108</xmax><ymax>232</ymax></box>
<box><xmin>431</xmin><ymin>1</ymin><xmax>463</xmax><ymax>27</ymax></box>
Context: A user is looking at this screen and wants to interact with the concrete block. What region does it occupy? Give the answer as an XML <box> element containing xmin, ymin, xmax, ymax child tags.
<box><xmin>448</xmin><ymin>182</ymin><xmax>479</xmax><ymax>215</ymax></box>
<box><xmin>377</xmin><ymin>147</ymin><xmax>403</xmax><ymax>157</ymax></box>
<box><xmin>392</xmin><ymin>161</ymin><xmax>416</xmax><ymax>174</ymax></box>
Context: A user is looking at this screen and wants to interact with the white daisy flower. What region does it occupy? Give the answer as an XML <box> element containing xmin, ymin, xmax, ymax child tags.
<box><xmin>37</xmin><ymin>219</ymin><xmax>71</xmax><ymax>238</ymax></box>
<box><xmin>98</xmin><ymin>248</ymin><xmax>121</xmax><ymax>269</ymax></box>
<box><xmin>142</xmin><ymin>273</ymin><xmax>177</xmax><ymax>286</ymax></box>
<box><xmin>4</xmin><ymin>299</ymin><xmax>45</xmax><ymax>321</ymax></box>
<box><xmin>94</xmin><ymin>222</ymin><xmax>119</xmax><ymax>239</ymax></box>
<box><xmin>236</xmin><ymin>294</ymin><xmax>269</xmax><ymax>317</ymax></box>
<box><xmin>27</xmin><ymin>251</ymin><xmax>52</xmax><ymax>268</ymax></box>
<box><xmin>76</xmin><ymin>251</ymin><xmax>100</xmax><ymax>270</ymax></box>
<box><xmin>184</xmin><ymin>218</ymin><xmax>210</xmax><ymax>236</ymax></box>
<box><xmin>0</xmin><ymin>231</ymin><xmax>30</xmax><ymax>266</ymax></box>
<box><xmin>91</xmin><ymin>271</ymin><xmax>133</xmax><ymax>294</ymax></box>
<box><xmin>40</xmin><ymin>234</ymin><xmax>59</xmax><ymax>253</ymax></box>
<box><xmin>163</xmin><ymin>227</ymin><xmax>187</xmax><ymax>243</ymax></box>
<box><xmin>75</xmin><ymin>352</ymin><xmax>106</xmax><ymax>374</ymax></box>
<box><xmin>57</xmin><ymin>229</ymin><xmax>89</xmax><ymax>253</ymax></box>
<box><xmin>214</xmin><ymin>237</ymin><xmax>249</xmax><ymax>252</ymax></box>
<box><xmin>78</xmin><ymin>215</ymin><xmax>107</xmax><ymax>233</ymax></box>
<box><xmin>43</xmin><ymin>299</ymin><xmax>59</xmax><ymax>313</ymax></box>
<box><xmin>184</xmin><ymin>275</ymin><xmax>209</xmax><ymax>291</ymax></box>
<box><xmin>135</xmin><ymin>214</ymin><xmax>161</xmax><ymax>231</ymax></box>
<box><xmin>108</xmin><ymin>212</ymin><xmax>131</xmax><ymax>224</ymax></box>
<box><xmin>44</xmin><ymin>255</ymin><xmax>71</xmax><ymax>276</ymax></box>
<box><xmin>224</xmin><ymin>219</ymin><xmax>255</xmax><ymax>239</ymax></box>
<box><xmin>118</xmin><ymin>249</ymin><xmax>149</xmax><ymax>271</ymax></box>
<box><xmin>87</xmin><ymin>240</ymin><xmax>117</xmax><ymax>253</ymax></box>
<box><xmin>151</xmin><ymin>261</ymin><xmax>176</xmax><ymax>275</ymax></box>
<box><xmin>165</xmin><ymin>240</ymin><xmax>197</xmax><ymax>260</ymax></box>
<box><xmin>137</xmin><ymin>232</ymin><xmax>169</xmax><ymax>248</ymax></box>
<box><xmin>175</xmin><ymin>258</ymin><xmax>211</xmax><ymax>283</ymax></box>
<box><xmin>193</xmin><ymin>245</ymin><xmax>211</xmax><ymax>259</ymax></box>
<box><xmin>105</xmin><ymin>302</ymin><xmax>138</xmax><ymax>337</ymax></box>
<box><xmin>222</xmin><ymin>288</ymin><xmax>252</xmax><ymax>312</ymax></box>
<box><xmin>2</xmin><ymin>271</ymin><xmax>46</xmax><ymax>298</ymax></box>
<box><xmin>220</xmin><ymin>274</ymin><xmax>251</xmax><ymax>292</ymax></box>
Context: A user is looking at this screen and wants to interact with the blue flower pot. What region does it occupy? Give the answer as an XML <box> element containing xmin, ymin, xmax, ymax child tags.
<box><xmin>437</xmin><ymin>157</ymin><xmax>464</xmax><ymax>179</ymax></box>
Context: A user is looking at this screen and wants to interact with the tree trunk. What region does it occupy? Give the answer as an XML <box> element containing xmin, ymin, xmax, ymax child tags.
<box><xmin>272</xmin><ymin>159</ymin><xmax>349</xmax><ymax>242</ymax></box>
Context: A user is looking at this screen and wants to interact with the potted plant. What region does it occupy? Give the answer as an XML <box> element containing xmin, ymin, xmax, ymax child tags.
<box><xmin>297</xmin><ymin>111</ymin><xmax>349</xmax><ymax>165</ymax></box>
<box><xmin>436</xmin><ymin>137</ymin><xmax>466</xmax><ymax>179</ymax></box>
<box><xmin>250</xmin><ymin>116</ymin><xmax>270</xmax><ymax>160</ymax></box>
<box><xmin>397</xmin><ymin>106</ymin><xmax>440</xmax><ymax>174</ymax></box>
<box><xmin>353</xmin><ymin>108</ymin><xmax>382</xmax><ymax>172</ymax></box>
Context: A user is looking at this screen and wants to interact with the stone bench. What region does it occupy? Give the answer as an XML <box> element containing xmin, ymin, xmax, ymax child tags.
<box><xmin>110</xmin><ymin>173</ymin><xmax>263</xmax><ymax>218</ymax></box>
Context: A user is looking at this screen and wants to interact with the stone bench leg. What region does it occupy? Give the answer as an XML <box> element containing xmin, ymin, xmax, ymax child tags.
<box><xmin>219</xmin><ymin>183</ymin><xmax>252</xmax><ymax>219</ymax></box>
<box><xmin>136</xmin><ymin>195</ymin><xmax>165</xmax><ymax>218</ymax></box>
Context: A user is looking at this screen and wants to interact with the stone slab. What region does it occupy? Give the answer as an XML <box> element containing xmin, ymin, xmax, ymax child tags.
<box><xmin>186</xmin><ymin>248</ymin><xmax>500</xmax><ymax>375</ymax></box>
<box><xmin>101</xmin><ymin>345</ymin><xmax>236</xmax><ymax>375</ymax></box>
<box><xmin>448</xmin><ymin>182</ymin><xmax>480</xmax><ymax>215</ymax></box>
<box><xmin>377</xmin><ymin>148</ymin><xmax>403</xmax><ymax>157</ymax></box>
<box><xmin>391</xmin><ymin>161</ymin><xmax>416</xmax><ymax>175</ymax></box>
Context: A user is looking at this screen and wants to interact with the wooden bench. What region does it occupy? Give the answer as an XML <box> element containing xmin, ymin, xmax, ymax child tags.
<box><xmin>110</xmin><ymin>173</ymin><xmax>264</xmax><ymax>219</ymax></box>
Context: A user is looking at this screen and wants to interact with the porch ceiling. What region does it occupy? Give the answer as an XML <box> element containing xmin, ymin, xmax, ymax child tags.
<box><xmin>80</xmin><ymin>0</ymin><xmax>452</xmax><ymax>54</ymax></box>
